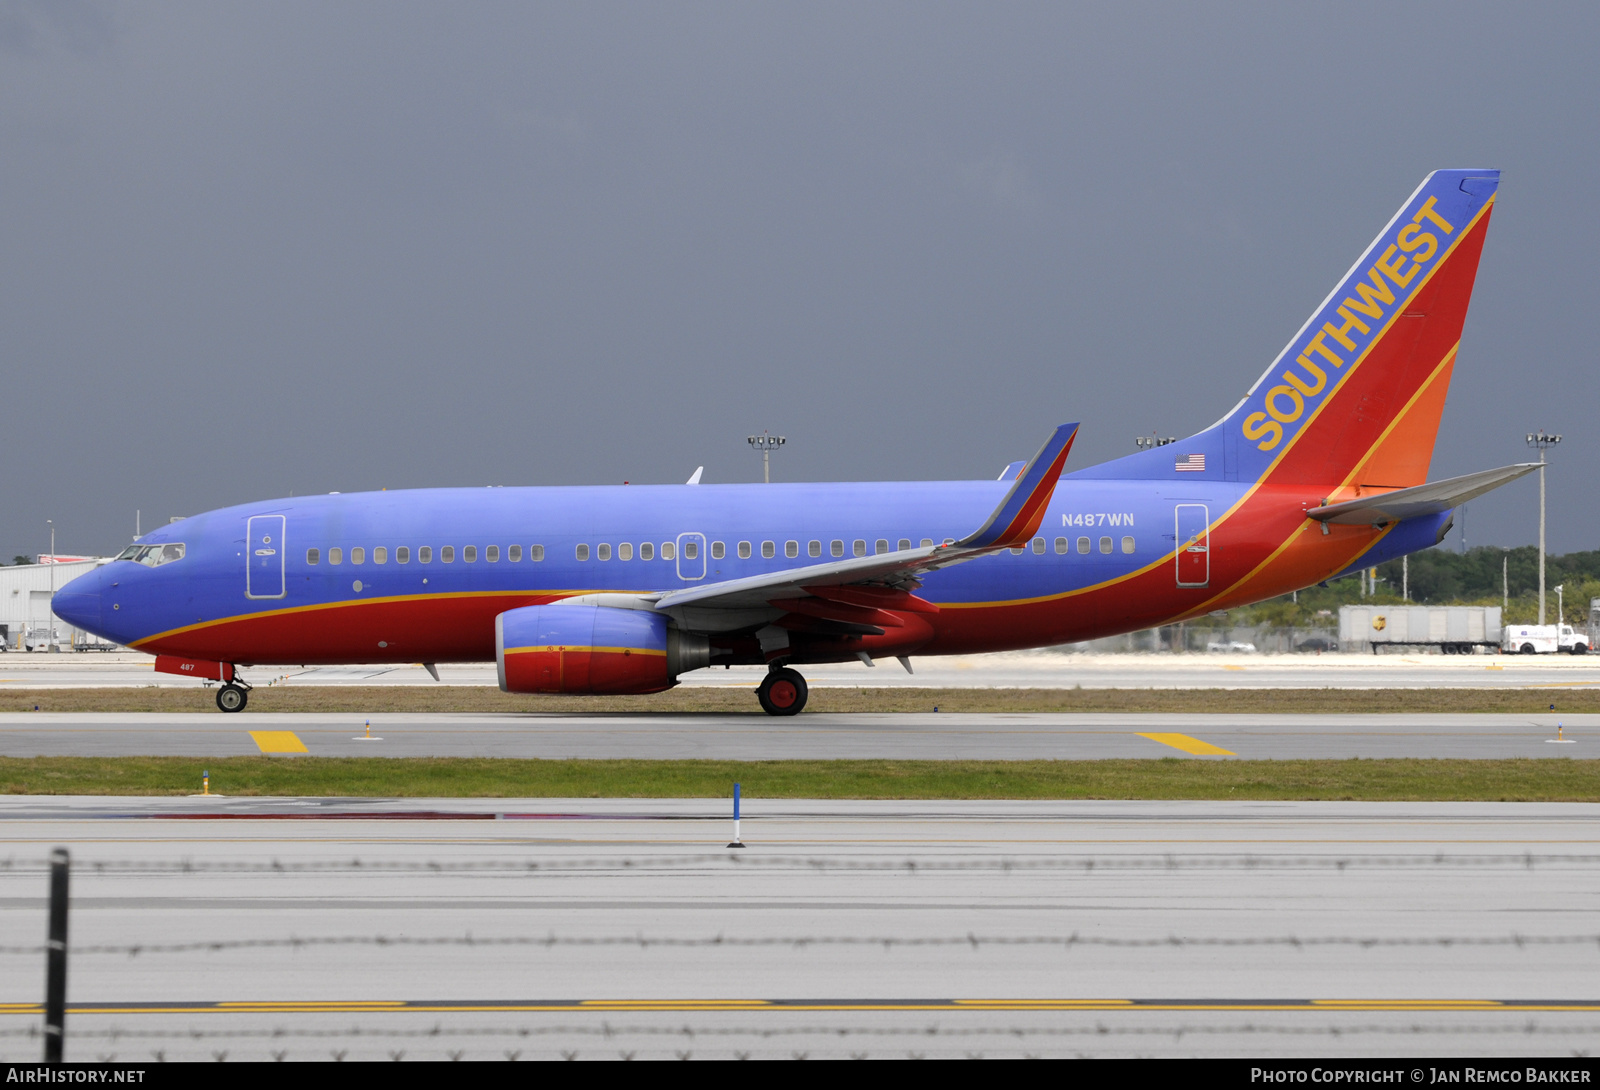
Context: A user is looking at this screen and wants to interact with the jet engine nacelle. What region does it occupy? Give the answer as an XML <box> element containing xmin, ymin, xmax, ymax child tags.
<box><xmin>495</xmin><ymin>604</ymin><xmax>709</xmax><ymax>695</ymax></box>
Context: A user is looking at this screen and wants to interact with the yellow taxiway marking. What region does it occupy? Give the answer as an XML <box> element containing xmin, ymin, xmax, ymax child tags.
<box><xmin>1222</xmin><ymin>665</ymin><xmax>1245</xmax><ymax>671</ymax></box>
<box><xmin>1137</xmin><ymin>732</ymin><xmax>1236</xmax><ymax>756</ymax></box>
<box><xmin>248</xmin><ymin>731</ymin><xmax>308</xmax><ymax>754</ymax></box>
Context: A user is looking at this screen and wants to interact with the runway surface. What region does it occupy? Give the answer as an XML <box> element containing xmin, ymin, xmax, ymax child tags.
<box><xmin>0</xmin><ymin>710</ymin><xmax>1592</xmax><ymax>759</ymax></box>
<box><xmin>2</xmin><ymin>797</ymin><xmax>1598</xmax><ymax>1059</ymax></box>
<box><xmin>5</xmin><ymin>650</ymin><xmax>1599</xmax><ymax>690</ymax></box>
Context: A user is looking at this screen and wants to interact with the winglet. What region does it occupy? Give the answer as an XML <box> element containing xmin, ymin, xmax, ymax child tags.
<box><xmin>958</xmin><ymin>423</ymin><xmax>1079</xmax><ymax>550</ymax></box>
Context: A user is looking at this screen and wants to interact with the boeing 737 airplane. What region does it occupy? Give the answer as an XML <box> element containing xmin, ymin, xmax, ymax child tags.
<box><xmin>55</xmin><ymin>169</ymin><xmax>1537</xmax><ymax>715</ymax></box>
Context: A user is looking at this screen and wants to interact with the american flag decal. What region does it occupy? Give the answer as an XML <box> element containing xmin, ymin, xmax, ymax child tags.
<box><xmin>1175</xmin><ymin>453</ymin><xmax>1206</xmax><ymax>472</ymax></box>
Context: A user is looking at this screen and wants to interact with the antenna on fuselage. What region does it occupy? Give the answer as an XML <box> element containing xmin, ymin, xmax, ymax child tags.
<box><xmin>686</xmin><ymin>467</ymin><xmax>704</xmax><ymax>485</ymax></box>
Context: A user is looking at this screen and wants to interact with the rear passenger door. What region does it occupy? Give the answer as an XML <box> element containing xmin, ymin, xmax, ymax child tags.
<box><xmin>1174</xmin><ymin>504</ymin><xmax>1209</xmax><ymax>588</ymax></box>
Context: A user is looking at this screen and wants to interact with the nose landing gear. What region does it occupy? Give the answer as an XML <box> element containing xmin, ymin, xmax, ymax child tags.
<box><xmin>757</xmin><ymin>667</ymin><xmax>808</xmax><ymax>716</ymax></box>
<box><xmin>215</xmin><ymin>679</ymin><xmax>250</xmax><ymax>713</ymax></box>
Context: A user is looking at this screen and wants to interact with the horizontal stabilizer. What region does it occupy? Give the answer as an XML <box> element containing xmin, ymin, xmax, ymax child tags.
<box><xmin>1306</xmin><ymin>463</ymin><xmax>1540</xmax><ymax>525</ymax></box>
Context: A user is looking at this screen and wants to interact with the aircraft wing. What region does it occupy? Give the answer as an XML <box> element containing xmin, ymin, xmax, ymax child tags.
<box><xmin>652</xmin><ymin>422</ymin><xmax>1080</xmax><ymax>614</ymax></box>
<box><xmin>1305</xmin><ymin>463</ymin><xmax>1541</xmax><ymax>525</ymax></box>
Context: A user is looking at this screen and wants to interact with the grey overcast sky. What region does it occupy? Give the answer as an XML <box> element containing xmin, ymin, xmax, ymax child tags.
<box><xmin>3</xmin><ymin>1</ymin><xmax>1597</xmax><ymax>560</ymax></box>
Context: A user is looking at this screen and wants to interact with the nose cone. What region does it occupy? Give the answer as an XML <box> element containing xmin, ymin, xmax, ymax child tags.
<box><xmin>52</xmin><ymin>569</ymin><xmax>104</xmax><ymax>635</ymax></box>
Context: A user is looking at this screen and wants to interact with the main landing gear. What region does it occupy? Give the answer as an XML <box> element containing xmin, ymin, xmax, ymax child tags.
<box><xmin>757</xmin><ymin>667</ymin><xmax>808</xmax><ymax>716</ymax></box>
<box><xmin>215</xmin><ymin>681</ymin><xmax>250</xmax><ymax>713</ymax></box>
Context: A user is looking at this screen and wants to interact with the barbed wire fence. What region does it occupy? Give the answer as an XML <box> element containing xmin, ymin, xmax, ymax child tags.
<box><xmin>4</xmin><ymin>850</ymin><xmax>1599</xmax><ymax>875</ymax></box>
<box><xmin>5</xmin><ymin>849</ymin><xmax>1599</xmax><ymax>1061</ymax></box>
<box><xmin>5</xmin><ymin>932</ymin><xmax>1600</xmax><ymax>957</ymax></box>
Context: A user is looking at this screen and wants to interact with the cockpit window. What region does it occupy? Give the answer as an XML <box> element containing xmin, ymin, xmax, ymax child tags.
<box><xmin>118</xmin><ymin>543</ymin><xmax>186</xmax><ymax>567</ymax></box>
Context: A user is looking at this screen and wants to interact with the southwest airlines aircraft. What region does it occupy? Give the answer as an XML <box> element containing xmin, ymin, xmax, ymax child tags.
<box><xmin>55</xmin><ymin>169</ymin><xmax>1536</xmax><ymax>716</ymax></box>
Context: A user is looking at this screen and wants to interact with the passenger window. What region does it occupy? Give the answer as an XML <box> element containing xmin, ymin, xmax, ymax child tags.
<box><xmin>640</xmin><ymin>542</ymin><xmax>654</xmax><ymax>561</ymax></box>
<box><xmin>853</xmin><ymin>540</ymin><xmax>867</xmax><ymax>557</ymax></box>
<box><xmin>1122</xmin><ymin>536</ymin><xmax>1136</xmax><ymax>554</ymax></box>
<box><xmin>1099</xmin><ymin>536</ymin><xmax>1113</xmax><ymax>554</ymax></box>
<box><xmin>576</xmin><ymin>544</ymin><xmax>590</xmax><ymax>561</ymax></box>
<box><xmin>464</xmin><ymin>546</ymin><xmax>477</xmax><ymax>563</ymax></box>
<box><xmin>921</xmin><ymin>538</ymin><xmax>934</xmax><ymax>548</ymax></box>
<box><xmin>530</xmin><ymin>545</ymin><xmax>544</xmax><ymax>562</ymax></box>
<box><xmin>597</xmin><ymin>544</ymin><xmax>611</xmax><ymax>561</ymax></box>
<box><xmin>1032</xmin><ymin>537</ymin><xmax>1045</xmax><ymax>554</ymax></box>
<box><xmin>785</xmin><ymin>541</ymin><xmax>798</xmax><ymax>559</ymax></box>
<box><xmin>306</xmin><ymin>548</ymin><xmax>320</xmax><ymax>565</ymax></box>
<box><xmin>373</xmin><ymin>546</ymin><xmax>387</xmax><ymax>564</ymax></box>
<box><xmin>684</xmin><ymin>541</ymin><xmax>698</xmax><ymax>560</ymax></box>
<box><xmin>738</xmin><ymin>542</ymin><xmax>752</xmax><ymax>559</ymax></box>
<box><xmin>710</xmin><ymin>541</ymin><xmax>724</xmax><ymax>560</ymax></box>
<box><xmin>487</xmin><ymin>545</ymin><xmax>500</xmax><ymax>563</ymax></box>
<box><xmin>351</xmin><ymin>547</ymin><xmax>365</xmax><ymax>565</ymax></box>
<box><xmin>1076</xmin><ymin>537</ymin><xmax>1090</xmax><ymax>554</ymax></box>
<box><xmin>661</xmin><ymin>542</ymin><xmax>675</xmax><ymax>561</ymax></box>
<box><xmin>441</xmin><ymin>546</ymin><xmax>455</xmax><ymax>563</ymax></box>
<box><xmin>898</xmin><ymin>539</ymin><xmax>911</xmax><ymax>552</ymax></box>
<box><xmin>418</xmin><ymin>546</ymin><xmax>432</xmax><ymax>563</ymax></box>
<box><xmin>508</xmin><ymin>545</ymin><xmax>521</xmax><ymax>562</ymax></box>
<box><xmin>328</xmin><ymin>547</ymin><xmax>343</xmax><ymax>565</ymax></box>
<box><xmin>1054</xmin><ymin>537</ymin><xmax>1068</xmax><ymax>555</ymax></box>
<box><xmin>618</xmin><ymin>543</ymin><xmax>632</xmax><ymax>561</ymax></box>
<box><xmin>809</xmin><ymin>541</ymin><xmax>822</xmax><ymax>558</ymax></box>
<box><xmin>761</xmin><ymin>541</ymin><xmax>775</xmax><ymax>559</ymax></box>
<box><xmin>875</xmin><ymin>539</ymin><xmax>889</xmax><ymax>555</ymax></box>
<box><xmin>832</xmin><ymin>540</ymin><xmax>845</xmax><ymax>558</ymax></box>
<box><xmin>397</xmin><ymin>546</ymin><xmax>411</xmax><ymax>564</ymax></box>
<box><xmin>1010</xmin><ymin>546</ymin><xmax>1024</xmax><ymax>555</ymax></box>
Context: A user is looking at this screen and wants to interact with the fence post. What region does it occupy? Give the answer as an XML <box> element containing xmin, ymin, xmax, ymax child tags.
<box><xmin>44</xmin><ymin>847</ymin><xmax>68</xmax><ymax>1063</ymax></box>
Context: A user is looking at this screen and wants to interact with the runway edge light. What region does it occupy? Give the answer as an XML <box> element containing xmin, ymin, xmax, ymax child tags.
<box><xmin>728</xmin><ymin>783</ymin><xmax>745</xmax><ymax>849</ymax></box>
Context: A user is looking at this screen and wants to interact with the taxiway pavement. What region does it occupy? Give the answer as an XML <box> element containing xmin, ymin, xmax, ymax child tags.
<box><xmin>0</xmin><ymin>710</ymin><xmax>1593</xmax><ymax>759</ymax></box>
<box><xmin>3</xmin><ymin>650</ymin><xmax>1598</xmax><ymax>690</ymax></box>
<box><xmin>1</xmin><ymin>797</ymin><xmax>1596</xmax><ymax>1059</ymax></box>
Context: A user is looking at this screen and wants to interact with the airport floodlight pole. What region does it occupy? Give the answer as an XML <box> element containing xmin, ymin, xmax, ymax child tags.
<box><xmin>47</xmin><ymin>520</ymin><xmax>54</xmax><ymax>651</ymax></box>
<box><xmin>747</xmin><ymin>431</ymin><xmax>785</xmax><ymax>483</ymax></box>
<box><xmin>1527</xmin><ymin>430</ymin><xmax>1562</xmax><ymax>625</ymax></box>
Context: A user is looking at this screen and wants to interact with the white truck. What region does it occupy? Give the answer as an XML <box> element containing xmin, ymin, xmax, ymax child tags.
<box><xmin>1501</xmin><ymin>623</ymin><xmax>1590</xmax><ymax>655</ymax></box>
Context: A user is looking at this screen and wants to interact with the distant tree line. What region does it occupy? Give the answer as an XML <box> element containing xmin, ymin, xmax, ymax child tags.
<box><xmin>1378</xmin><ymin>546</ymin><xmax>1600</xmax><ymax>605</ymax></box>
<box><xmin>1205</xmin><ymin>546</ymin><xmax>1600</xmax><ymax>630</ymax></box>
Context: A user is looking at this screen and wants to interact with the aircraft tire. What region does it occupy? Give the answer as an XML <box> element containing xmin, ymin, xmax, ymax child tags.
<box><xmin>758</xmin><ymin>668</ymin><xmax>808</xmax><ymax>716</ymax></box>
<box><xmin>216</xmin><ymin>684</ymin><xmax>248</xmax><ymax>713</ymax></box>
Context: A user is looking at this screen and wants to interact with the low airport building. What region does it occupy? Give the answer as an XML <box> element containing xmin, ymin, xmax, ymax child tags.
<box><xmin>0</xmin><ymin>557</ymin><xmax>115</xmax><ymax>650</ymax></box>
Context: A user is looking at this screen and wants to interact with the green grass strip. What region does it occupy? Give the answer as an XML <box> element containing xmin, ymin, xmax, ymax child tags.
<box><xmin>4</xmin><ymin>757</ymin><xmax>1599</xmax><ymax>801</ymax></box>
